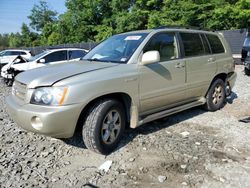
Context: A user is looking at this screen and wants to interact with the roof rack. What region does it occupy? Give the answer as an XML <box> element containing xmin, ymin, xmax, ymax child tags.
<box><xmin>154</xmin><ymin>25</ymin><xmax>214</xmax><ymax>32</ymax></box>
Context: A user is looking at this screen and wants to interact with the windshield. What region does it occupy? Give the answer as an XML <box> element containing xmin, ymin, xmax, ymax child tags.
<box><xmin>83</xmin><ymin>33</ymin><xmax>148</xmax><ymax>63</ymax></box>
<box><xmin>243</xmin><ymin>36</ymin><xmax>250</xmax><ymax>47</ymax></box>
<box><xmin>28</xmin><ymin>51</ymin><xmax>49</xmax><ymax>62</ymax></box>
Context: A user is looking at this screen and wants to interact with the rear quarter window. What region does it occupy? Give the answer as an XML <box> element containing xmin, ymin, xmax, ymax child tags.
<box><xmin>180</xmin><ymin>33</ymin><xmax>205</xmax><ymax>57</ymax></box>
<box><xmin>206</xmin><ymin>34</ymin><xmax>225</xmax><ymax>54</ymax></box>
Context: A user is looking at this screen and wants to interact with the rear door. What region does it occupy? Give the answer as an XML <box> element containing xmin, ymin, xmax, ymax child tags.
<box><xmin>179</xmin><ymin>32</ymin><xmax>216</xmax><ymax>99</ymax></box>
<box><xmin>139</xmin><ymin>32</ymin><xmax>186</xmax><ymax>114</ymax></box>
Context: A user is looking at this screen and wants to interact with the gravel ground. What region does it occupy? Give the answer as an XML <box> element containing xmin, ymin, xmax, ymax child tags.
<box><xmin>0</xmin><ymin>65</ymin><xmax>250</xmax><ymax>188</ymax></box>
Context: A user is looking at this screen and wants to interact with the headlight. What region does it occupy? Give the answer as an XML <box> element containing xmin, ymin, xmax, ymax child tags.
<box><xmin>30</xmin><ymin>87</ymin><xmax>68</xmax><ymax>106</ymax></box>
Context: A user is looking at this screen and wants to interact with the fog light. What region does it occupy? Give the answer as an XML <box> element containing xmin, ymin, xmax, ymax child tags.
<box><xmin>31</xmin><ymin>116</ymin><xmax>43</xmax><ymax>130</ymax></box>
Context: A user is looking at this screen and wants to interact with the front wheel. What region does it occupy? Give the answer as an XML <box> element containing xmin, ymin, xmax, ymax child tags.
<box><xmin>82</xmin><ymin>99</ymin><xmax>125</xmax><ymax>154</ymax></box>
<box><xmin>203</xmin><ymin>79</ymin><xmax>226</xmax><ymax>111</ymax></box>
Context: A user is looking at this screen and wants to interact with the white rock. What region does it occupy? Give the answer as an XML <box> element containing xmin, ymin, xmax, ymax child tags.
<box><xmin>180</xmin><ymin>164</ymin><xmax>187</xmax><ymax>169</ymax></box>
<box><xmin>129</xmin><ymin>158</ymin><xmax>135</xmax><ymax>162</ymax></box>
<box><xmin>219</xmin><ymin>177</ymin><xmax>225</xmax><ymax>183</ymax></box>
<box><xmin>158</xmin><ymin>175</ymin><xmax>167</xmax><ymax>183</ymax></box>
<box><xmin>195</xmin><ymin>142</ymin><xmax>201</xmax><ymax>146</ymax></box>
<box><xmin>180</xmin><ymin>131</ymin><xmax>190</xmax><ymax>137</ymax></box>
<box><xmin>182</xmin><ymin>182</ymin><xmax>187</xmax><ymax>186</ymax></box>
<box><xmin>98</xmin><ymin>160</ymin><xmax>112</xmax><ymax>172</ymax></box>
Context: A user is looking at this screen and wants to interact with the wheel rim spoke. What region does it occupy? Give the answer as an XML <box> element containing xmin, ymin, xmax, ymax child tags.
<box><xmin>103</xmin><ymin>130</ymin><xmax>111</xmax><ymax>142</ymax></box>
<box><xmin>213</xmin><ymin>98</ymin><xmax>217</xmax><ymax>104</ymax></box>
<box><xmin>110</xmin><ymin>131</ymin><xmax>116</xmax><ymax>142</ymax></box>
<box><xmin>113</xmin><ymin>113</ymin><xmax>119</xmax><ymax>124</ymax></box>
<box><xmin>102</xmin><ymin>123</ymin><xmax>109</xmax><ymax>130</ymax></box>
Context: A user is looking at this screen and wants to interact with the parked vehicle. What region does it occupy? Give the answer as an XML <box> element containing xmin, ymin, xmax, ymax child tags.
<box><xmin>0</xmin><ymin>49</ymin><xmax>32</xmax><ymax>71</ymax></box>
<box><xmin>6</xmin><ymin>27</ymin><xmax>236</xmax><ymax>154</ymax></box>
<box><xmin>241</xmin><ymin>34</ymin><xmax>250</xmax><ymax>75</ymax></box>
<box><xmin>1</xmin><ymin>56</ymin><xmax>27</xmax><ymax>86</ymax></box>
<box><xmin>1</xmin><ymin>48</ymin><xmax>88</xmax><ymax>86</ymax></box>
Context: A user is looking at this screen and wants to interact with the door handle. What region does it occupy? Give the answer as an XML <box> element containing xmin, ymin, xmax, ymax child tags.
<box><xmin>175</xmin><ymin>62</ymin><xmax>185</xmax><ymax>68</ymax></box>
<box><xmin>208</xmin><ymin>57</ymin><xmax>216</xmax><ymax>62</ymax></box>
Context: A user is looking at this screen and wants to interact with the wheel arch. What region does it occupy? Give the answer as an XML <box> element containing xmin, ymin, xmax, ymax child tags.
<box><xmin>74</xmin><ymin>92</ymin><xmax>134</xmax><ymax>134</ymax></box>
<box><xmin>206</xmin><ymin>73</ymin><xmax>227</xmax><ymax>95</ymax></box>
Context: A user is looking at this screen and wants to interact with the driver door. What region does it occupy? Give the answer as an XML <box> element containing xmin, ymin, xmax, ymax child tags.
<box><xmin>139</xmin><ymin>32</ymin><xmax>187</xmax><ymax>115</ymax></box>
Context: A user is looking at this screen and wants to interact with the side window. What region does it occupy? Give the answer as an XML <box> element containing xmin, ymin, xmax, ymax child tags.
<box><xmin>144</xmin><ymin>33</ymin><xmax>178</xmax><ymax>61</ymax></box>
<box><xmin>4</xmin><ymin>51</ymin><xmax>12</xmax><ymax>56</ymax></box>
<box><xmin>44</xmin><ymin>51</ymin><xmax>67</xmax><ymax>63</ymax></box>
<box><xmin>69</xmin><ymin>50</ymin><xmax>86</xmax><ymax>60</ymax></box>
<box><xmin>206</xmin><ymin>34</ymin><xmax>225</xmax><ymax>54</ymax></box>
<box><xmin>11</xmin><ymin>51</ymin><xmax>21</xmax><ymax>55</ymax></box>
<box><xmin>201</xmin><ymin>34</ymin><xmax>211</xmax><ymax>54</ymax></box>
<box><xmin>20</xmin><ymin>52</ymin><xmax>27</xmax><ymax>55</ymax></box>
<box><xmin>180</xmin><ymin>33</ymin><xmax>205</xmax><ymax>57</ymax></box>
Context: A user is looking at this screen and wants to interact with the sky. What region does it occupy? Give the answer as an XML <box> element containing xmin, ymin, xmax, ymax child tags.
<box><xmin>0</xmin><ymin>0</ymin><xmax>67</xmax><ymax>34</ymax></box>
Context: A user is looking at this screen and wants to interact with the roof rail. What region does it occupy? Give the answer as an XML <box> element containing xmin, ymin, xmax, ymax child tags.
<box><xmin>154</xmin><ymin>25</ymin><xmax>214</xmax><ymax>32</ymax></box>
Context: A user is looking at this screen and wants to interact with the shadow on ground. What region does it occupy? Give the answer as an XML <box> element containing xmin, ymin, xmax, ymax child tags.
<box><xmin>63</xmin><ymin>106</ymin><xmax>206</xmax><ymax>152</ymax></box>
<box><xmin>226</xmin><ymin>91</ymin><xmax>238</xmax><ymax>104</ymax></box>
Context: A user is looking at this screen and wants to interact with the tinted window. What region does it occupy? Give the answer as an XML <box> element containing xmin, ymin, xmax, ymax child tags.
<box><xmin>11</xmin><ymin>51</ymin><xmax>21</xmax><ymax>55</ymax></box>
<box><xmin>144</xmin><ymin>33</ymin><xmax>178</xmax><ymax>61</ymax></box>
<box><xmin>69</xmin><ymin>50</ymin><xmax>86</xmax><ymax>60</ymax></box>
<box><xmin>180</xmin><ymin>33</ymin><xmax>204</xmax><ymax>57</ymax></box>
<box><xmin>201</xmin><ymin>34</ymin><xmax>211</xmax><ymax>54</ymax></box>
<box><xmin>206</xmin><ymin>34</ymin><xmax>225</xmax><ymax>54</ymax></box>
<box><xmin>44</xmin><ymin>51</ymin><xmax>67</xmax><ymax>63</ymax></box>
<box><xmin>20</xmin><ymin>52</ymin><xmax>27</xmax><ymax>55</ymax></box>
<box><xmin>4</xmin><ymin>51</ymin><xmax>12</xmax><ymax>55</ymax></box>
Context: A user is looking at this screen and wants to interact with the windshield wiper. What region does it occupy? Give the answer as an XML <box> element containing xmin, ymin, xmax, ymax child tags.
<box><xmin>85</xmin><ymin>58</ymin><xmax>103</xmax><ymax>62</ymax></box>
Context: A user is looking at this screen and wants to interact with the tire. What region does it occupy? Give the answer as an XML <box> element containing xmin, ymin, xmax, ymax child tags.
<box><xmin>204</xmin><ymin>79</ymin><xmax>226</xmax><ymax>112</ymax></box>
<box><xmin>245</xmin><ymin>67</ymin><xmax>250</xmax><ymax>76</ymax></box>
<box><xmin>82</xmin><ymin>99</ymin><xmax>125</xmax><ymax>154</ymax></box>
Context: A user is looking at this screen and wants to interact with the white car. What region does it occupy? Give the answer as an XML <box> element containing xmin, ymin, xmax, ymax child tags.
<box><xmin>0</xmin><ymin>49</ymin><xmax>32</xmax><ymax>68</ymax></box>
<box><xmin>1</xmin><ymin>48</ymin><xmax>88</xmax><ymax>85</ymax></box>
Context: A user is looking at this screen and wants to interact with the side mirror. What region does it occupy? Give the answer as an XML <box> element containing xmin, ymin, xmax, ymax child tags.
<box><xmin>141</xmin><ymin>51</ymin><xmax>160</xmax><ymax>65</ymax></box>
<box><xmin>38</xmin><ymin>58</ymin><xmax>45</xmax><ymax>63</ymax></box>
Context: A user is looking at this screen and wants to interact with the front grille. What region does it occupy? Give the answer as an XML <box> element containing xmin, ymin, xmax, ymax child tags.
<box><xmin>12</xmin><ymin>81</ymin><xmax>27</xmax><ymax>101</ymax></box>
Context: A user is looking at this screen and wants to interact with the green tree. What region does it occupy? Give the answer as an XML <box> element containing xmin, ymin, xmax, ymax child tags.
<box><xmin>9</xmin><ymin>33</ymin><xmax>22</xmax><ymax>48</ymax></box>
<box><xmin>28</xmin><ymin>0</ymin><xmax>58</xmax><ymax>32</ymax></box>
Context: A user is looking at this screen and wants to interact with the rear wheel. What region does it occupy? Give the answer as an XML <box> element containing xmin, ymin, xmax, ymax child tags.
<box><xmin>245</xmin><ymin>67</ymin><xmax>250</xmax><ymax>76</ymax></box>
<box><xmin>204</xmin><ymin>79</ymin><xmax>226</xmax><ymax>111</ymax></box>
<box><xmin>82</xmin><ymin>99</ymin><xmax>125</xmax><ymax>154</ymax></box>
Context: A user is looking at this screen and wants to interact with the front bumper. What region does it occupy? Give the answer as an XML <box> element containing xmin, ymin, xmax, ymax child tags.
<box><xmin>6</xmin><ymin>95</ymin><xmax>84</xmax><ymax>138</ymax></box>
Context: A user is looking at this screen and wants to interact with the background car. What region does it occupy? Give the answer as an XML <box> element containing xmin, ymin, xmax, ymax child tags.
<box><xmin>0</xmin><ymin>49</ymin><xmax>32</xmax><ymax>70</ymax></box>
<box><xmin>241</xmin><ymin>34</ymin><xmax>250</xmax><ymax>75</ymax></box>
<box><xmin>1</xmin><ymin>48</ymin><xmax>88</xmax><ymax>86</ymax></box>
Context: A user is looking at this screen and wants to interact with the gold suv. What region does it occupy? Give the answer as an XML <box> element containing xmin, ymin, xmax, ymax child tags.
<box><xmin>6</xmin><ymin>27</ymin><xmax>237</xmax><ymax>154</ymax></box>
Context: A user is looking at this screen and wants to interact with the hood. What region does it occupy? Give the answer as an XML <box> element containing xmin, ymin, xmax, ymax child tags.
<box><xmin>16</xmin><ymin>61</ymin><xmax>118</xmax><ymax>88</ymax></box>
